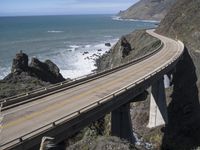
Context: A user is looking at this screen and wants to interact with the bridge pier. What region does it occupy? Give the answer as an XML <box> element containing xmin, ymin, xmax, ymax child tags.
<box><xmin>111</xmin><ymin>103</ymin><xmax>135</xmax><ymax>143</ymax></box>
<box><xmin>147</xmin><ymin>77</ymin><xmax>168</xmax><ymax>128</ymax></box>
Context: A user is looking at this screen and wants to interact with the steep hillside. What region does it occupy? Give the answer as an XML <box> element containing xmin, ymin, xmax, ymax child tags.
<box><xmin>96</xmin><ymin>30</ymin><xmax>161</xmax><ymax>71</ymax></box>
<box><xmin>156</xmin><ymin>0</ymin><xmax>200</xmax><ymax>149</ymax></box>
<box><xmin>118</xmin><ymin>0</ymin><xmax>176</xmax><ymax>21</ymax></box>
<box><xmin>156</xmin><ymin>0</ymin><xmax>200</xmax><ymax>64</ymax></box>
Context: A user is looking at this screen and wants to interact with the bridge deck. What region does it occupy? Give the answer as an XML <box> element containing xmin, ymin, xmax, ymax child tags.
<box><xmin>0</xmin><ymin>30</ymin><xmax>184</xmax><ymax>149</ymax></box>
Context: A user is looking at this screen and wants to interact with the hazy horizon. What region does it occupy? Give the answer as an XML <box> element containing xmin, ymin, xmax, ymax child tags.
<box><xmin>0</xmin><ymin>0</ymin><xmax>139</xmax><ymax>17</ymax></box>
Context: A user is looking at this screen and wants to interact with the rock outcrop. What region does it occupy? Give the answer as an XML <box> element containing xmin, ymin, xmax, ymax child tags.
<box><xmin>29</xmin><ymin>58</ymin><xmax>64</xmax><ymax>83</ymax></box>
<box><xmin>5</xmin><ymin>52</ymin><xmax>65</xmax><ymax>84</ymax></box>
<box><xmin>121</xmin><ymin>37</ymin><xmax>132</xmax><ymax>58</ymax></box>
<box><xmin>118</xmin><ymin>0</ymin><xmax>176</xmax><ymax>21</ymax></box>
<box><xmin>11</xmin><ymin>51</ymin><xmax>29</xmax><ymax>73</ymax></box>
<box><xmin>1</xmin><ymin>52</ymin><xmax>65</xmax><ymax>98</ymax></box>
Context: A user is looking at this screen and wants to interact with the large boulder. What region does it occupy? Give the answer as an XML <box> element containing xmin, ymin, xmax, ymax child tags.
<box><xmin>45</xmin><ymin>60</ymin><xmax>61</xmax><ymax>77</ymax></box>
<box><xmin>11</xmin><ymin>51</ymin><xmax>28</xmax><ymax>73</ymax></box>
<box><xmin>121</xmin><ymin>37</ymin><xmax>132</xmax><ymax>58</ymax></box>
<box><xmin>30</xmin><ymin>58</ymin><xmax>65</xmax><ymax>83</ymax></box>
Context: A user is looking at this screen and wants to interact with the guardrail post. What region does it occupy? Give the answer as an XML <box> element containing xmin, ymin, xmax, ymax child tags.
<box><xmin>52</xmin><ymin>122</ymin><xmax>56</xmax><ymax>127</ymax></box>
<box><xmin>111</xmin><ymin>103</ymin><xmax>135</xmax><ymax>144</ymax></box>
<box><xmin>147</xmin><ymin>77</ymin><xmax>168</xmax><ymax>128</ymax></box>
<box><xmin>19</xmin><ymin>138</ymin><xmax>23</xmax><ymax>143</ymax></box>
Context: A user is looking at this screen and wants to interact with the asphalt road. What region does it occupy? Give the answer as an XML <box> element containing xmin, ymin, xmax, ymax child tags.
<box><xmin>0</xmin><ymin>30</ymin><xmax>184</xmax><ymax>149</ymax></box>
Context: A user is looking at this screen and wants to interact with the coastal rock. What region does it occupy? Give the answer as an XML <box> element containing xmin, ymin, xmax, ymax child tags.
<box><xmin>83</xmin><ymin>51</ymin><xmax>89</xmax><ymax>55</ymax></box>
<box><xmin>11</xmin><ymin>51</ymin><xmax>29</xmax><ymax>73</ymax></box>
<box><xmin>105</xmin><ymin>43</ymin><xmax>111</xmax><ymax>47</ymax></box>
<box><xmin>45</xmin><ymin>60</ymin><xmax>60</xmax><ymax>77</ymax></box>
<box><xmin>30</xmin><ymin>57</ymin><xmax>65</xmax><ymax>83</ymax></box>
<box><xmin>1</xmin><ymin>52</ymin><xmax>66</xmax><ymax>98</ymax></box>
<box><xmin>121</xmin><ymin>37</ymin><xmax>132</xmax><ymax>58</ymax></box>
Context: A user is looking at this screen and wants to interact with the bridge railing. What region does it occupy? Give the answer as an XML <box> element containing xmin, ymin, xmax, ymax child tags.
<box><xmin>1</xmin><ymin>40</ymin><xmax>163</xmax><ymax>111</ymax></box>
<box><xmin>0</xmin><ymin>40</ymin><xmax>184</xmax><ymax>150</ymax></box>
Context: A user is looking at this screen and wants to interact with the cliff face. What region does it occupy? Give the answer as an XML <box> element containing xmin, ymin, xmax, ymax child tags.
<box><xmin>118</xmin><ymin>0</ymin><xmax>176</xmax><ymax>21</ymax></box>
<box><xmin>156</xmin><ymin>0</ymin><xmax>200</xmax><ymax>149</ymax></box>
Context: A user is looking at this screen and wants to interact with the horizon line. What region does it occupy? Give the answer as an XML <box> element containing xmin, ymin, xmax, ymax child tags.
<box><xmin>0</xmin><ymin>13</ymin><xmax>117</xmax><ymax>17</ymax></box>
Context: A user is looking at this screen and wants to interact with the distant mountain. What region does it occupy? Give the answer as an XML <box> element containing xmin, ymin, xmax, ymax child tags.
<box><xmin>118</xmin><ymin>0</ymin><xmax>176</xmax><ymax>21</ymax></box>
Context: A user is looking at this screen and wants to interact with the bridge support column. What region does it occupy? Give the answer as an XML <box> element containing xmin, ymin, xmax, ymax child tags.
<box><xmin>147</xmin><ymin>77</ymin><xmax>168</xmax><ymax>128</ymax></box>
<box><xmin>111</xmin><ymin>103</ymin><xmax>135</xmax><ymax>143</ymax></box>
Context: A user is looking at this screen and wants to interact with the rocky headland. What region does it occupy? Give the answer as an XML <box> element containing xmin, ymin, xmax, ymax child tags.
<box><xmin>0</xmin><ymin>51</ymin><xmax>65</xmax><ymax>99</ymax></box>
<box><xmin>118</xmin><ymin>0</ymin><xmax>176</xmax><ymax>21</ymax></box>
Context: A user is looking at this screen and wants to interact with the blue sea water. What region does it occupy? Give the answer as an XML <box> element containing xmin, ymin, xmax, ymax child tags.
<box><xmin>0</xmin><ymin>15</ymin><xmax>156</xmax><ymax>79</ymax></box>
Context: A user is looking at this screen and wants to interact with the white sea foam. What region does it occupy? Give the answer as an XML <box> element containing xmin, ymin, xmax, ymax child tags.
<box><xmin>112</xmin><ymin>16</ymin><xmax>122</xmax><ymax>21</ymax></box>
<box><xmin>0</xmin><ymin>67</ymin><xmax>11</xmax><ymax>80</ymax></box>
<box><xmin>104</xmin><ymin>35</ymin><xmax>113</xmax><ymax>38</ymax></box>
<box><xmin>47</xmin><ymin>30</ymin><xmax>64</xmax><ymax>33</ymax></box>
<box><xmin>112</xmin><ymin>16</ymin><xmax>160</xmax><ymax>23</ymax></box>
<box><xmin>60</xmin><ymin>39</ymin><xmax>118</xmax><ymax>79</ymax></box>
<box><xmin>60</xmin><ymin>51</ymin><xmax>96</xmax><ymax>79</ymax></box>
<box><xmin>85</xmin><ymin>45</ymin><xmax>91</xmax><ymax>48</ymax></box>
<box><xmin>69</xmin><ymin>45</ymin><xmax>80</xmax><ymax>51</ymax></box>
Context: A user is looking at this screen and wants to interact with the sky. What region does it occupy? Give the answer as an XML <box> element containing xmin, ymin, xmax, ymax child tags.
<box><xmin>0</xmin><ymin>0</ymin><xmax>139</xmax><ymax>16</ymax></box>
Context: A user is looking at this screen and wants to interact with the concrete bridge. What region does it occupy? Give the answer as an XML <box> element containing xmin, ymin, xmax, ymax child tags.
<box><xmin>0</xmin><ymin>30</ymin><xmax>184</xmax><ymax>150</ymax></box>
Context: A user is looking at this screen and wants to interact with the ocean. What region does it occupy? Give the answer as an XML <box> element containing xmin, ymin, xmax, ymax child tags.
<box><xmin>0</xmin><ymin>15</ymin><xmax>157</xmax><ymax>79</ymax></box>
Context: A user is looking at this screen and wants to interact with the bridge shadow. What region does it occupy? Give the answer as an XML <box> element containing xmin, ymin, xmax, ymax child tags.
<box><xmin>162</xmin><ymin>47</ymin><xmax>200</xmax><ymax>150</ymax></box>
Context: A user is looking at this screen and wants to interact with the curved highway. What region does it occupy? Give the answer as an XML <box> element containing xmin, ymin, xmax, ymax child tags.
<box><xmin>0</xmin><ymin>30</ymin><xmax>184</xmax><ymax>150</ymax></box>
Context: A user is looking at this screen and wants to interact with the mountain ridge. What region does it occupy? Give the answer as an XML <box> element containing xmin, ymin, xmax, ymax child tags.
<box><xmin>118</xmin><ymin>0</ymin><xmax>176</xmax><ymax>21</ymax></box>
